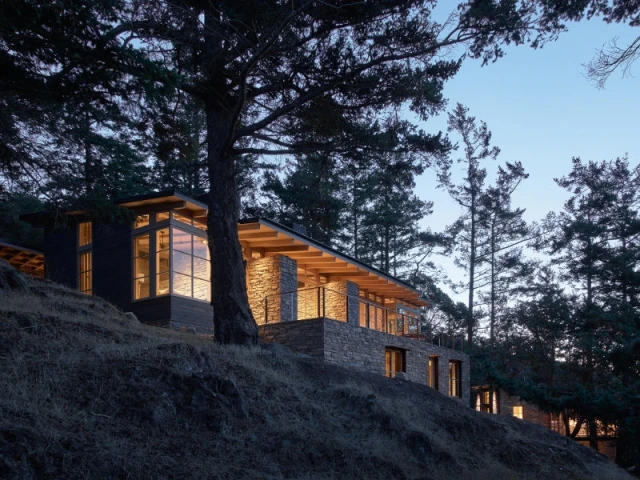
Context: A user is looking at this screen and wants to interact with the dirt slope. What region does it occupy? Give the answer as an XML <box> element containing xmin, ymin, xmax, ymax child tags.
<box><xmin>0</xmin><ymin>263</ymin><xmax>633</xmax><ymax>480</ymax></box>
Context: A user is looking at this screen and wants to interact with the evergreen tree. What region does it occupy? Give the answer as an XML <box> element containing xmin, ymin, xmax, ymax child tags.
<box><xmin>440</xmin><ymin>104</ymin><xmax>498</xmax><ymax>349</ymax></box>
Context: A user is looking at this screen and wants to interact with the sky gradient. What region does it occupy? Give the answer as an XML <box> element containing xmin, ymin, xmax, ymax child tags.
<box><xmin>414</xmin><ymin>16</ymin><xmax>640</xmax><ymax>296</ymax></box>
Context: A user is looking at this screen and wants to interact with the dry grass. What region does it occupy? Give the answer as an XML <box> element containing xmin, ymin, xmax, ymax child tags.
<box><xmin>0</xmin><ymin>275</ymin><xmax>634</xmax><ymax>480</ymax></box>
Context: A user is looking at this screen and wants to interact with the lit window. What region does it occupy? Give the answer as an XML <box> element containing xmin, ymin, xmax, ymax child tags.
<box><xmin>449</xmin><ymin>360</ymin><xmax>462</xmax><ymax>397</ymax></box>
<box><xmin>385</xmin><ymin>347</ymin><xmax>405</xmax><ymax>378</ymax></box>
<box><xmin>79</xmin><ymin>251</ymin><xmax>92</xmax><ymax>295</ymax></box>
<box><xmin>132</xmin><ymin>224</ymin><xmax>209</xmax><ymax>302</ymax></box>
<box><xmin>156</xmin><ymin>212</ymin><xmax>170</xmax><ymax>222</ymax></box>
<box><xmin>134</xmin><ymin>234</ymin><xmax>150</xmax><ymax>299</ymax></box>
<box><xmin>513</xmin><ymin>406</ymin><xmax>523</xmax><ymax>419</ymax></box>
<box><xmin>79</xmin><ymin>222</ymin><xmax>92</xmax><ymax>247</ymax></box>
<box><xmin>78</xmin><ymin>222</ymin><xmax>92</xmax><ymax>295</ymax></box>
<box><xmin>156</xmin><ymin>228</ymin><xmax>169</xmax><ymax>296</ymax></box>
<box><xmin>428</xmin><ymin>356</ymin><xmax>439</xmax><ymax>390</ymax></box>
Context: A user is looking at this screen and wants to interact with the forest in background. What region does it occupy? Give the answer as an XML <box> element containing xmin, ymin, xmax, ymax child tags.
<box><xmin>1</xmin><ymin>0</ymin><xmax>639</xmax><ymax>470</ymax></box>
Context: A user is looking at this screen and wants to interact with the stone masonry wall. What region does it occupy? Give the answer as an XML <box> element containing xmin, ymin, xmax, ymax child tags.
<box><xmin>259</xmin><ymin>319</ymin><xmax>325</xmax><ymax>359</ymax></box>
<box><xmin>323</xmin><ymin>281</ymin><xmax>358</xmax><ymax>323</ymax></box>
<box><xmin>259</xmin><ymin>318</ymin><xmax>470</xmax><ymax>404</ymax></box>
<box><xmin>322</xmin><ymin>319</ymin><xmax>470</xmax><ymax>404</ymax></box>
<box><xmin>246</xmin><ymin>255</ymin><xmax>298</xmax><ymax>325</ymax></box>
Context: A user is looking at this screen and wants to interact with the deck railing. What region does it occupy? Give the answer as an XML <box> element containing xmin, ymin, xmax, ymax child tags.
<box><xmin>263</xmin><ymin>286</ymin><xmax>465</xmax><ymax>350</ymax></box>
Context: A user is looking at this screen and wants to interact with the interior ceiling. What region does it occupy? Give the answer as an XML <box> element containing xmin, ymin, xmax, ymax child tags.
<box><xmin>238</xmin><ymin>222</ymin><xmax>427</xmax><ymax>307</ymax></box>
<box><xmin>0</xmin><ymin>242</ymin><xmax>45</xmax><ymax>278</ymax></box>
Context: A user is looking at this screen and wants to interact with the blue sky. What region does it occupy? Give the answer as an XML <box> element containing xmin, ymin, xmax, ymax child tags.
<box><xmin>414</xmin><ymin>17</ymin><xmax>640</xmax><ymax>295</ymax></box>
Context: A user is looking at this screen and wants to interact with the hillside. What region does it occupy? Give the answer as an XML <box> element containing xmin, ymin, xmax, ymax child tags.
<box><xmin>0</xmin><ymin>262</ymin><xmax>633</xmax><ymax>480</ymax></box>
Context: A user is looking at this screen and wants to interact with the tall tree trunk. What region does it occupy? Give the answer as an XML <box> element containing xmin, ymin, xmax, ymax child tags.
<box><xmin>206</xmin><ymin>107</ymin><xmax>258</xmax><ymax>345</ymax></box>
<box><xmin>467</xmin><ymin>190</ymin><xmax>476</xmax><ymax>349</ymax></box>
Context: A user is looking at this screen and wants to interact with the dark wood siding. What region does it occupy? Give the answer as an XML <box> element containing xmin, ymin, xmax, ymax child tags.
<box><xmin>128</xmin><ymin>296</ymin><xmax>171</xmax><ymax>328</ymax></box>
<box><xmin>170</xmin><ymin>296</ymin><xmax>214</xmax><ymax>333</ymax></box>
<box><xmin>44</xmin><ymin>227</ymin><xmax>77</xmax><ymax>288</ymax></box>
<box><xmin>93</xmin><ymin>221</ymin><xmax>132</xmax><ymax>309</ymax></box>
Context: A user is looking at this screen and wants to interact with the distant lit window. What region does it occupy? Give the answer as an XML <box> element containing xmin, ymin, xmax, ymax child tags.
<box><xmin>78</xmin><ymin>222</ymin><xmax>92</xmax><ymax>295</ymax></box>
<box><xmin>79</xmin><ymin>251</ymin><xmax>92</xmax><ymax>295</ymax></box>
<box><xmin>449</xmin><ymin>361</ymin><xmax>462</xmax><ymax>397</ymax></box>
<box><xmin>513</xmin><ymin>406</ymin><xmax>524</xmax><ymax>419</ymax></box>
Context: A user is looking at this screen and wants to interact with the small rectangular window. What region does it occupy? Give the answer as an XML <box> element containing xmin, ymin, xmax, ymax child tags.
<box><xmin>449</xmin><ymin>360</ymin><xmax>462</xmax><ymax>397</ymax></box>
<box><xmin>385</xmin><ymin>347</ymin><xmax>405</xmax><ymax>378</ymax></box>
<box><xmin>79</xmin><ymin>251</ymin><xmax>92</xmax><ymax>295</ymax></box>
<box><xmin>79</xmin><ymin>222</ymin><xmax>92</xmax><ymax>247</ymax></box>
<box><xmin>513</xmin><ymin>406</ymin><xmax>523</xmax><ymax>419</ymax></box>
<box><xmin>428</xmin><ymin>356</ymin><xmax>439</xmax><ymax>390</ymax></box>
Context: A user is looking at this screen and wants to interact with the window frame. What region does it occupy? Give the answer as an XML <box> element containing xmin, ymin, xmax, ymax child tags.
<box><xmin>384</xmin><ymin>347</ymin><xmax>406</xmax><ymax>378</ymax></box>
<box><xmin>448</xmin><ymin>360</ymin><xmax>462</xmax><ymax>398</ymax></box>
<box><xmin>428</xmin><ymin>355</ymin><xmax>439</xmax><ymax>391</ymax></box>
<box><xmin>78</xmin><ymin>222</ymin><xmax>92</xmax><ymax>295</ymax></box>
<box><xmin>131</xmin><ymin>212</ymin><xmax>210</xmax><ymax>303</ymax></box>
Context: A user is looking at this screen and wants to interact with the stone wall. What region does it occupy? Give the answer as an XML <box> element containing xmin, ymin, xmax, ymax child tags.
<box><xmin>246</xmin><ymin>255</ymin><xmax>297</xmax><ymax>324</ymax></box>
<box><xmin>259</xmin><ymin>319</ymin><xmax>325</xmax><ymax>358</ymax></box>
<box><xmin>323</xmin><ymin>281</ymin><xmax>359</xmax><ymax>323</ymax></box>
<box><xmin>258</xmin><ymin>318</ymin><xmax>470</xmax><ymax>405</ymax></box>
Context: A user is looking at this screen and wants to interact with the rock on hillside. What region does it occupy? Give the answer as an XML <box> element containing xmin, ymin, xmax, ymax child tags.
<box><xmin>0</xmin><ymin>263</ymin><xmax>633</xmax><ymax>480</ymax></box>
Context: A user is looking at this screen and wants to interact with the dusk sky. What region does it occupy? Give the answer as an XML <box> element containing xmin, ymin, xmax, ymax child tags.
<box><xmin>414</xmin><ymin>16</ymin><xmax>639</xmax><ymax>295</ymax></box>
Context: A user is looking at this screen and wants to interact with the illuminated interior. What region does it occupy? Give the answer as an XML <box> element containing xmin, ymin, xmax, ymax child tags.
<box><xmin>78</xmin><ymin>222</ymin><xmax>92</xmax><ymax>295</ymax></box>
<box><xmin>513</xmin><ymin>406</ymin><xmax>524</xmax><ymax>419</ymax></box>
<box><xmin>385</xmin><ymin>347</ymin><xmax>405</xmax><ymax>378</ymax></box>
<box><xmin>132</xmin><ymin>211</ymin><xmax>210</xmax><ymax>302</ymax></box>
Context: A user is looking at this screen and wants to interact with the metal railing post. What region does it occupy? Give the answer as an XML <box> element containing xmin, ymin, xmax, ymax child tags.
<box><xmin>264</xmin><ymin>296</ymin><xmax>268</xmax><ymax>324</ymax></box>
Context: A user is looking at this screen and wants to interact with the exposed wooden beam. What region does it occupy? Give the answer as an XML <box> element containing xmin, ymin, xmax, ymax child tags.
<box><xmin>238</xmin><ymin>231</ymin><xmax>279</xmax><ymax>239</ymax></box>
<box><xmin>238</xmin><ymin>223</ymin><xmax>261</xmax><ymax>232</ymax></box>
<box><xmin>246</xmin><ymin>239</ymin><xmax>295</xmax><ymax>248</ymax></box>
<box><xmin>294</xmin><ymin>256</ymin><xmax>337</xmax><ymax>264</ymax></box>
<box><xmin>286</xmin><ymin>251</ymin><xmax>324</xmax><ymax>258</ymax></box>
<box><xmin>263</xmin><ymin>245</ymin><xmax>310</xmax><ymax>253</ymax></box>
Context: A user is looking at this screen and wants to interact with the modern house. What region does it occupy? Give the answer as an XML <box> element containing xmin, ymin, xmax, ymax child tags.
<box><xmin>23</xmin><ymin>190</ymin><xmax>470</xmax><ymax>402</ymax></box>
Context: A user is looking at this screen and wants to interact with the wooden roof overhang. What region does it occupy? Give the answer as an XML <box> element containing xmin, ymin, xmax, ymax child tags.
<box><xmin>239</xmin><ymin>218</ymin><xmax>428</xmax><ymax>308</ymax></box>
<box><xmin>116</xmin><ymin>190</ymin><xmax>208</xmax><ymax>224</ymax></box>
<box><xmin>0</xmin><ymin>241</ymin><xmax>45</xmax><ymax>277</ymax></box>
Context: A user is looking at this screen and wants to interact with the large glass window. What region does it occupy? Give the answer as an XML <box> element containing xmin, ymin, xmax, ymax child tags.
<box><xmin>156</xmin><ymin>228</ymin><xmax>170</xmax><ymax>296</ymax></box>
<box><xmin>133</xmin><ymin>224</ymin><xmax>209</xmax><ymax>302</ymax></box>
<box><xmin>513</xmin><ymin>406</ymin><xmax>524</xmax><ymax>419</ymax></box>
<box><xmin>134</xmin><ymin>234</ymin><xmax>150</xmax><ymax>299</ymax></box>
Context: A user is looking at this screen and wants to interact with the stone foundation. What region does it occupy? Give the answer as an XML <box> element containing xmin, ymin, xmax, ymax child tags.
<box><xmin>259</xmin><ymin>318</ymin><xmax>470</xmax><ymax>404</ymax></box>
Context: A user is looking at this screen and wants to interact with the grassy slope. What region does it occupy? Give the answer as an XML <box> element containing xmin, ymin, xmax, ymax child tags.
<box><xmin>0</xmin><ymin>271</ymin><xmax>633</xmax><ymax>480</ymax></box>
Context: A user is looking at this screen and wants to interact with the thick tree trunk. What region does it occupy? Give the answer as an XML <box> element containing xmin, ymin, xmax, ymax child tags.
<box><xmin>206</xmin><ymin>107</ymin><xmax>258</xmax><ymax>345</ymax></box>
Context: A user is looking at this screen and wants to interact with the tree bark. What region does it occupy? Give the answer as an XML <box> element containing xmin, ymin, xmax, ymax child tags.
<box><xmin>206</xmin><ymin>106</ymin><xmax>258</xmax><ymax>345</ymax></box>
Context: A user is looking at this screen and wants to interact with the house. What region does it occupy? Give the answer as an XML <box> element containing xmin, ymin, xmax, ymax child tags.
<box><xmin>472</xmin><ymin>386</ymin><xmax>617</xmax><ymax>459</ymax></box>
<box><xmin>23</xmin><ymin>190</ymin><xmax>470</xmax><ymax>402</ymax></box>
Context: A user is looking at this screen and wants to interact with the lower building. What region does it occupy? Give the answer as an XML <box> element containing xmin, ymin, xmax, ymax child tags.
<box><xmin>473</xmin><ymin>386</ymin><xmax>617</xmax><ymax>459</ymax></box>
